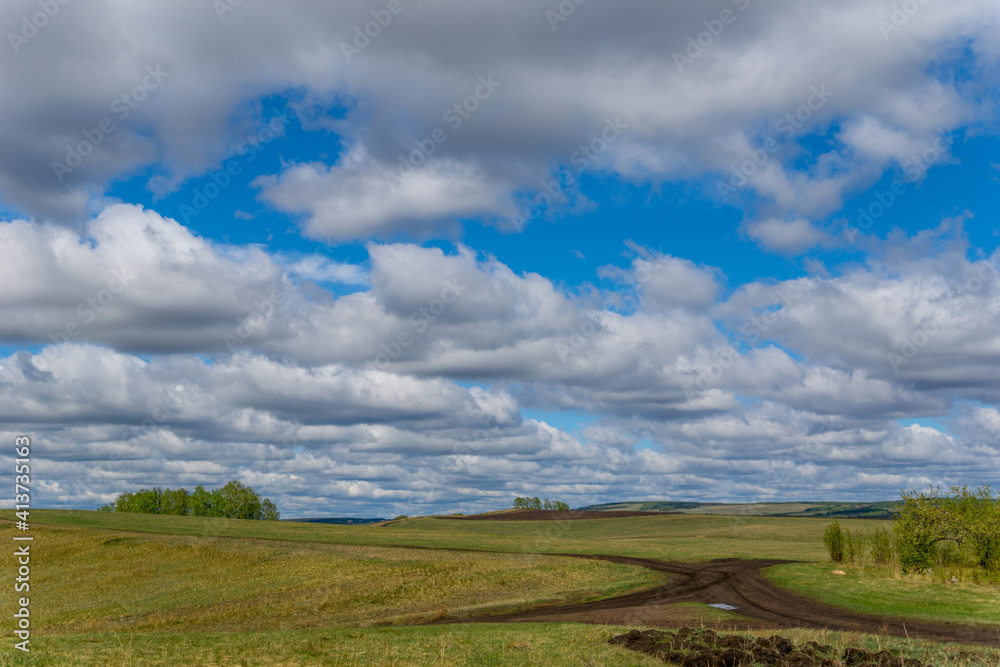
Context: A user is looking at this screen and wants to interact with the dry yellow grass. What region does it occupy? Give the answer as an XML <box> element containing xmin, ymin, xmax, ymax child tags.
<box><xmin>0</xmin><ymin>521</ymin><xmax>660</xmax><ymax>635</ymax></box>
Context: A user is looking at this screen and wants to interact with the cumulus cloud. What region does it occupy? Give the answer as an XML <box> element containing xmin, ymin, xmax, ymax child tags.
<box><xmin>5</xmin><ymin>342</ymin><xmax>992</xmax><ymax>516</ymax></box>
<box><xmin>0</xmin><ymin>0</ymin><xmax>996</xmax><ymax>233</ymax></box>
<box><xmin>254</xmin><ymin>148</ymin><xmax>514</xmax><ymax>241</ymax></box>
<box><xmin>745</xmin><ymin>218</ymin><xmax>831</xmax><ymax>254</ymax></box>
<box><xmin>3</xmin><ymin>1</ymin><xmax>1000</xmax><ymax>513</ymax></box>
<box><xmin>0</xmin><ymin>204</ymin><xmax>290</xmax><ymax>353</ymax></box>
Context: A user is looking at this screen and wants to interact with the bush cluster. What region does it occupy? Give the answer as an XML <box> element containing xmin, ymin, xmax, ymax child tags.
<box><xmin>823</xmin><ymin>485</ymin><xmax>998</xmax><ymax>574</ymax></box>
<box><xmin>99</xmin><ymin>480</ymin><xmax>279</xmax><ymax>521</ymax></box>
<box><xmin>894</xmin><ymin>485</ymin><xmax>999</xmax><ymax>572</ymax></box>
<box><xmin>823</xmin><ymin>520</ymin><xmax>894</xmax><ymax>565</ymax></box>
<box><xmin>512</xmin><ymin>497</ymin><xmax>570</xmax><ymax>511</ymax></box>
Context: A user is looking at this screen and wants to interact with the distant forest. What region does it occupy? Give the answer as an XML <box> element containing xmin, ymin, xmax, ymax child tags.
<box><xmin>513</xmin><ymin>497</ymin><xmax>571</xmax><ymax>511</ymax></box>
<box><xmin>100</xmin><ymin>480</ymin><xmax>279</xmax><ymax>520</ymax></box>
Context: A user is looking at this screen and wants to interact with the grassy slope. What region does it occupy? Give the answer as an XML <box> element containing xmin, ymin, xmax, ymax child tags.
<box><xmin>581</xmin><ymin>500</ymin><xmax>900</xmax><ymax>518</ymax></box>
<box><xmin>2</xmin><ymin>510</ymin><xmax>998</xmax><ymax>666</ymax></box>
<box><xmin>3</xmin><ymin>624</ymin><xmax>998</xmax><ymax>666</ymax></box>
<box><xmin>766</xmin><ymin>562</ymin><xmax>1000</xmax><ymax>627</ymax></box>
<box><xmin>6</xmin><ymin>508</ymin><xmax>859</xmax><ymax>560</ymax></box>
<box><xmin>0</xmin><ymin>521</ymin><xmax>660</xmax><ymax>634</ymax></box>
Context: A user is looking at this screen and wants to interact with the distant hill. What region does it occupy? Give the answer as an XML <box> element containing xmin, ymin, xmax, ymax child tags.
<box><xmin>283</xmin><ymin>517</ymin><xmax>386</xmax><ymax>525</ymax></box>
<box><xmin>576</xmin><ymin>500</ymin><xmax>899</xmax><ymax>519</ymax></box>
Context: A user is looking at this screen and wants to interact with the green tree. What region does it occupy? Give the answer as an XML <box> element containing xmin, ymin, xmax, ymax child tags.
<box><xmin>214</xmin><ymin>480</ymin><xmax>263</xmax><ymax>520</ymax></box>
<box><xmin>128</xmin><ymin>488</ymin><xmax>163</xmax><ymax>514</ymax></box>
<box><xmin>543</xmin><ymin>498</ymin><xmax>552</xmax><ymax>510</ymax></box>
<box><xmin>189</xmin><ymin>485</ymin><xmax>215</xmax><ymax>517</ymax></box>
<box><xmin>261</xmin><ymin>498</ymin><xmax>280</xmax><ymax>521</ymax></box>
<box><xmin>894</xmin><ymin>487</ymin><xmax>953</xmax><ymax>571</ymax></box>
<box><xmin>113</xmin><ymin>491</ymin><xmax>134</xmax><ymax>513</ymax></box>
<box><xmin>103</xmin><ymin>481</ymin><xmax>279</xmax><ymax>520</ymax></box>
<box><xmin>948</xmin><ymin>485</ymin><xmax>1000</xmax><ymax>570</ymax></box>
<box><xmin>530</xmin><ymin>497</ymin><xmax>542</xmax><ymax>510</ymax></box>
<box><xmin>160</xmin><ymin>487</ymin><xmax>190</xmax><ymax>516</ymax></box>
<box><xmin>891</xmin><ymin>485</ymin><xmax>999</xmax><ymax>572</ymax></box>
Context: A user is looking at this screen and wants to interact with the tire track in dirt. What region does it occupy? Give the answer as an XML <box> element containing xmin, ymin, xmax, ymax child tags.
<box><xmin>442</xmin><ymin>555</ymin><xmax>1000</xmax><ymax>647</ymax></box>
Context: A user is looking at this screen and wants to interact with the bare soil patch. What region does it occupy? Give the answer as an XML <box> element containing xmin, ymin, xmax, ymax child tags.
<box><xmin>610</xmin><ymin>626</ymin><xmax>933</xmax><ymax>666</ymax></box>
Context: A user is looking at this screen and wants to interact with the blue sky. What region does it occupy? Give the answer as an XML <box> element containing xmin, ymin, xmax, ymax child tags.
<box><xmin>1</xmin><ymin>0</ymin><xmax>999</xmax><ymax>517</ymax></box>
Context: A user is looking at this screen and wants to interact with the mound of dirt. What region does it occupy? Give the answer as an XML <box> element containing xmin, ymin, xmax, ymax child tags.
<box><xmin>609</xmin><ymin>627</ymin><xmax>933</xmax><ymax>667</ymax></box>
<box><xmin>441</xmin><ymin>509</ymin><xmax>667</xmax><ymax>521</ymax></box>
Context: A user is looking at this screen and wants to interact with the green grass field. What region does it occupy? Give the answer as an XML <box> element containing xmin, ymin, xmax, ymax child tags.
<box><xmin>0</xmin><ymin>521</ymin><xmax>659</xmax><ymax>634</ymax></box>
<box><xmin>579</xmin><ymin>500</ymin><xmax>901</xmax><ymax>519</ymax></box>
<box><xmin>5</xmin><ymin>508</ymin><xmax>868</xmax><ymax>560</ymax></box>
<box><xmin>766</xmin><ymin>562</ymin><xmax>1000</xmax><ymax>627</ymax></box>
<box><xmin>1</xmin><ymin>509</ymin><xmax>998</xmax><ymax>666</ymax></box>
<box><xmin>4</xmin><ymin>624</ymin><xmax>999</xmax><ymax>667</ymax></box>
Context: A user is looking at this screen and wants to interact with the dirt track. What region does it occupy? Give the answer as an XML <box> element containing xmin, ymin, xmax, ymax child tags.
<box><xmin>447</xmin><ymin>555</ymin><xmax>1000</xmax><ymax>647</ymax></box>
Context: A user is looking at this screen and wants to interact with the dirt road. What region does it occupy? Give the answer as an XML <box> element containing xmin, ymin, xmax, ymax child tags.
<box><xmin>448</xmin><ymin>555</ymin><xmax>1000</xmax><ymax>647</ymax></box>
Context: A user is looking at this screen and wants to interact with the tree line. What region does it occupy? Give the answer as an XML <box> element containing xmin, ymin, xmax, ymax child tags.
<box><xmin>512</xmin><ymin>497</ymin><xmax>571</xmax><ymax>511</ymax></box>
<box><xmin>824</xmin><ymin>485</ymin><xmax>998</xmax><ymax>574</ymax></box>
<box><xmin>99</xmin><ymin>480</ymin><xmax>279</xmax><ymax>521</ymax></box>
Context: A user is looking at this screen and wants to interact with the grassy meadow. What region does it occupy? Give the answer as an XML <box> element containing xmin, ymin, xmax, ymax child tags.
<box><xmin>0</xmin><ymin>521</ymin><xmax>659</xmax><ymax>633</ymax></box>
<box><xmin>3</xmin><ymin>623</ymin><xmax>998</xmax><ymax>666</ymax></box>
<box><xmin>4</xmin><ymin>508</ymin><xmax>877</xmax><ymax>560</ymax></box>
<box><xmin>766</xmin><ymin>562</ymin><xmax>1000</xmax><ymax>627</ymax></box>
<box><xmin>1</xmin><ymin>509</ymin><xmax>998</xmax><ymax>665</ymax></box>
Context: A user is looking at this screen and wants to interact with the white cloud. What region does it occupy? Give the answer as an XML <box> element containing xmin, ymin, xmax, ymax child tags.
<box><xmin>0</xmin><ymin>0</ymin><xmax>996</xmax><ymax>231</ymax></box>
<box><xmin>745</xmin><ymin>217</ymin><xmax>830</xmax><ymax>254</ymax></box>
<box><xmin>255</xmin><ymin>148</ymin><xmax>513</xmax><ymax>240</ymax></box>
<box><xmin>0</xmin><ymin>204</ymin><xmax>288</xmax><ymax>352</ymax></box>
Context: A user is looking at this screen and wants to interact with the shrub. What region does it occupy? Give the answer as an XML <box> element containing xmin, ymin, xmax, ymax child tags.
<box><xmin>894</xmin><ymin>491</ymin><xmax>942</xmax><ymax>572</ymax></box>
<box><xmin>893</xmin><ymin>485</ymin><xmax>999</xmax><ymax>572</ymax></box>
<box><xmin>844</xmin><ymin>528</ymin><xmax>864</xmax><ymax>564</ymax></box>
<box><xmin>868</xmin><ymin>526</ymin><xmax>894</xmax><ymax>565</ymax></box>
<box><xmin>823</xmin><ymin>520</ymin><xmax>845</xmax><ymax>562</ymax></box>
<box><xmin>949</xmin><ymin>485</ymin><xmax>1000</xmax><ymax>571</ymax></box>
